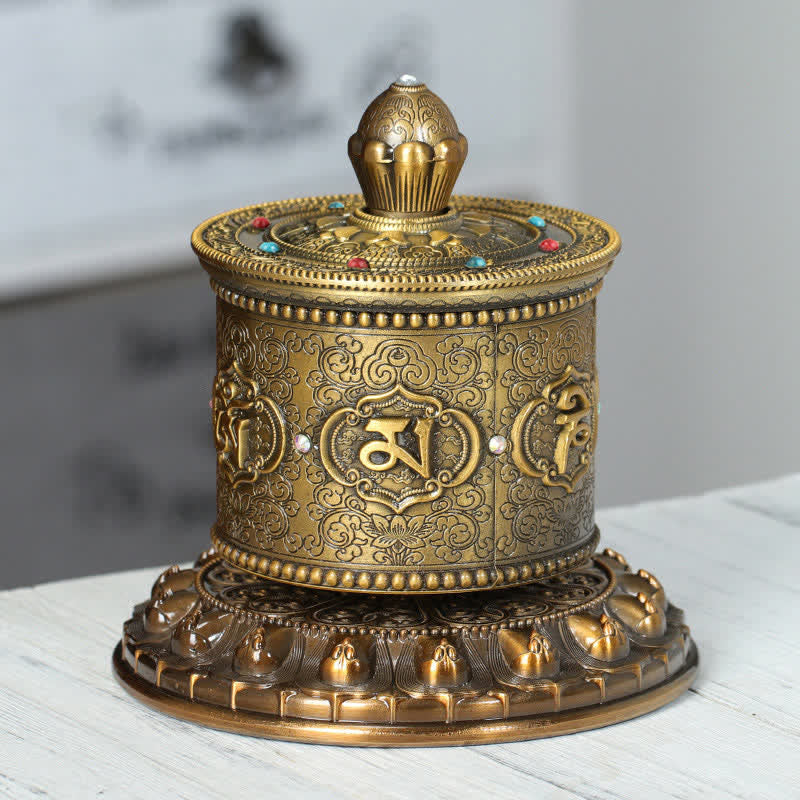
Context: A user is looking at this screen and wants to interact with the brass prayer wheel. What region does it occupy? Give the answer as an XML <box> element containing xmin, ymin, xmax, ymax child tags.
<box><xmin>114</xmin><ymin>76</ymin><xmax>697</xmax><ymax>745</ymax></box>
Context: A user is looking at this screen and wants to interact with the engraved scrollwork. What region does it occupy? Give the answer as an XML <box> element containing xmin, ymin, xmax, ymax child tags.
<box><xmin>417</xmin><ymin>92</ymin><xmax>459</xmax><ymax>140</ymax></box>
<box><xmin>253</xmin><ymin>322</ymin><xmax>289</xmax><ymax>374</ymax></box>
<box><xmin>547</xmin><ymin>318</ymin><xmax>592</xmax><ymax>374</ymax></box>
<box><xmin>318</xmin><ymin>510</ymin><xmax>370</xmax><ymax>563</ymax></box>
<box><xmin>434</xmin><ymin>333</ymin><xmax>495</xmax><ymax>409</ymax></box>
<box><xmin>497</xmin><ymin>473</ymin><xmax>594</xmax><ymax>558</ymax></box>
<box><xmin>312</xmin><ymin>597</ymin><xmax>427</xmax><ymax>629</ymax></box>
<box><xmin>220</xmin><ymin>315</ymin><xmax>257</xmax><ymax>371</ymax></box>
<box><xmin>316</xmin><ymin>334</ymin><xmax>363</xmax><ymax>387</ymax></box>
<box><xmin>218</xmin><ymin>582</ymin><xmax>326</xmax><ymax>617</ymax></box>
<box><xmin>505</xmin><ymin>327</ymin><xmax>550</xmax><ymax>400</ymax></box>
<box><xmin>217</xmin><ymin>474</ymin><xmax>301</xmax><ymax>552</ymax></box>
<box><xmin>362</xmin><ymin>340</ymin><xmax>436</xmax><ymax>391</ymax></box>
<box><xmin>204</xmin><ymin>559</ymin><xmax>261</xmax><ymax>588</ymax></box>
<box><xmin>426</xmin><ymin>471</ymin><xmax>493</xmax><ymax>563</ymax></box>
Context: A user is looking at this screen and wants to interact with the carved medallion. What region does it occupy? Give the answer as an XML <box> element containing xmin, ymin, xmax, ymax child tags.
<box><xmin>510</xmin><ymin>365</ymin><xmax>595</xmax><ymax>492</ymax></box>
<box><xmin>213</xmin><ymin>359</ymin><xmax>286</xmax><ymax>486</ymax></box>
<box><xmin>319</xmin><ymin>384</ymin><xmax>481</xmax><ymax>512</ymax></box>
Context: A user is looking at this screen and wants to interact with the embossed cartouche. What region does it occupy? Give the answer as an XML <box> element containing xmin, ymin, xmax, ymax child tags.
<box><xmin>114</xmin><ymin>76</ymin><xmax>697</xmax><ymax>745</ymax></box>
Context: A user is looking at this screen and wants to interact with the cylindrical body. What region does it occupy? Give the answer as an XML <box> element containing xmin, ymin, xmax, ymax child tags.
<box><xmin>194</xmin><ymin>193</ymin><xmax>619</xmax><ymax>593</ymax></box>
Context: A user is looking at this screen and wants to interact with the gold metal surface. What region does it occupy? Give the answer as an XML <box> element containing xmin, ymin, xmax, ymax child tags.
<box><xmin>347</xmin><ymin>79</ymin><xmax>468</xmax><ymax>218</ymax></box>
<box><xmin>320</xmin><ymin>385</ymin><xmax>483</xmax><ymax>512</ymax></box>
<box><xmin>113</xmin><ymin>76</ymin><xmax>696</xmax><ymax>743</ymax></box>
<box><xmin>193</xmin><ymin>196</ymin><xmax>619</xmax><ymax>309</ymax></box>
<box><xmin>114</xmin><ymin>647</ymin><xmax>697</xmax><ymax>746</ymax></box>
<box><xmin>210</xmin><ymin>298</ymin><xmax>599</xmax><ymax>592</ymax></box>
<box><xmin>114</xmin><ymin>548</ymin><xmax>697</xmax><ymax>745</ymax></box>
<box><xmin>510</xmin><ymin>365</ymin><xmax>596</xmax><ymax>491</ymax></box>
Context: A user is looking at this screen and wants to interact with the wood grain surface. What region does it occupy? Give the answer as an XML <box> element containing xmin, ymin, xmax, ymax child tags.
<box><xmin>1</xmin><ymin>475</ymin><xmax>798</xmax><ymax>799</ymax></box>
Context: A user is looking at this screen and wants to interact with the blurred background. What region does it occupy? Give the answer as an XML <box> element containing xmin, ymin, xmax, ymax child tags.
<box><xmin>1</xmin><ymin>0</ymin><xmax>798</xmax><ymax>588</ymax></box>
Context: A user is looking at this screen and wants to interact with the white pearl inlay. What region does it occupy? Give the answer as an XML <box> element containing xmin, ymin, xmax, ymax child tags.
<box><xmin>294</xmin><ymin>433</ymin><xmax>312</xmax><ymax>454</ymax></box>
<box><xmin>395</xmin><ymin>74</ymin><xmax>421</xmax><ymax>86</ymax></box>
<box><xmin>488</xmin><ymin>435</ymin><xmax>508</xmax><ymax>455</ymax></box>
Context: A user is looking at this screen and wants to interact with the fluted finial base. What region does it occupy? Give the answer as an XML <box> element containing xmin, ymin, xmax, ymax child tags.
<box><xmin>348</xmin><ymin>80</ymin><xmax>468</xmax><ymax>217</ymax></box>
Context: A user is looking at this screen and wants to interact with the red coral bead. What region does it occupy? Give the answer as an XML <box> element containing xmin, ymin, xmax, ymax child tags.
<box><xmin>252</xmin><ymin>216</ymin><xmax>270</xmax><ymax>229</ymax></box>
<box><xmin>539</xmin><ymin>238</ymin><xmax>560</xmax><ymax>252</ymax></box>
<box><xmin>347</xmin><ymin>257</ymin><xmax>370</xmax><ymax>270</ymax></box>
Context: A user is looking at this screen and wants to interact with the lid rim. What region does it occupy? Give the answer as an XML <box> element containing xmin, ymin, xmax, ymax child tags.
<box><xmin>191</xmin><ymin>194</ymin><xmax>621</xmax><ymax>302</ymax></box>
<box><xmin>207</xmin><ymin>274</ymin><xmax>606</xmax><ymax>330</ymax></box>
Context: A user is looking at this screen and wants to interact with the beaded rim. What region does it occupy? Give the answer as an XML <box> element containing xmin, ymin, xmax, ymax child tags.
<box><xmin>209</xmin><ymin>526</ymin><xmax>601</xmax><ymax>595</ymax></box>
<box><xmin>210</xmin><ymin>276</ymin><xmax>603</xmax><ymax>328</ymax></box>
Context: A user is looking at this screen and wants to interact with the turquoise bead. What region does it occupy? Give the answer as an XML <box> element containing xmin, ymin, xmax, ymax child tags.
<box><xmin>528</xmin><ymin>215</ymin><xmax>546</xmax><ymax>228</ymax></box>
<box><xmin>259</xmin><ymin>241</ymin><xmax>280</xmax><ymax>254</ymax></box>
<box><xmin>466</xmin><ymin>256</ymin><xmax>487</xmax><ymax>268</ymax></box>
<box><xmin>328</xmin><ymin>201</ymin><xmax>345</xmax><ymax>209</ymax></box>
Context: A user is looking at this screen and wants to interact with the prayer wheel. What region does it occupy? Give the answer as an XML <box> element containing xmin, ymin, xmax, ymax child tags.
<box><xmin>113</xmin><ymin>76</ymin><xmax>697</xmax><ymax>745</ymax></box>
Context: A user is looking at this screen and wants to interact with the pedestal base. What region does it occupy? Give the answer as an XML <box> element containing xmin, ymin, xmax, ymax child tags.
<box><xmin>113</xmin><ymin>547</ymin><xmax>697</xmax><ymax>746</ymax></box>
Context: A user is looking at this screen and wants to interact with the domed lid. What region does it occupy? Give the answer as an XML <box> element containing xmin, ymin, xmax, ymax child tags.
<box><xmin>192</xmin><ymin>77</ymin><xmax>620</xmax><ymax>314</ymax></box>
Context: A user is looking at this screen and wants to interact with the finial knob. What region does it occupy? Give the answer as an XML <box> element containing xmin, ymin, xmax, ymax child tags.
<box><xmin>348</xmin><ymin>78</ymin><xmax>468</xmax><ymax>217</ymax></box>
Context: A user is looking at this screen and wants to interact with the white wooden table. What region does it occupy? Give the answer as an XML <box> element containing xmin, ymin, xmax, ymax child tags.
<box><xmin>2</xmin><ymin>475</ymin><xmax>798</xmax><ymax>799</ymax></box>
